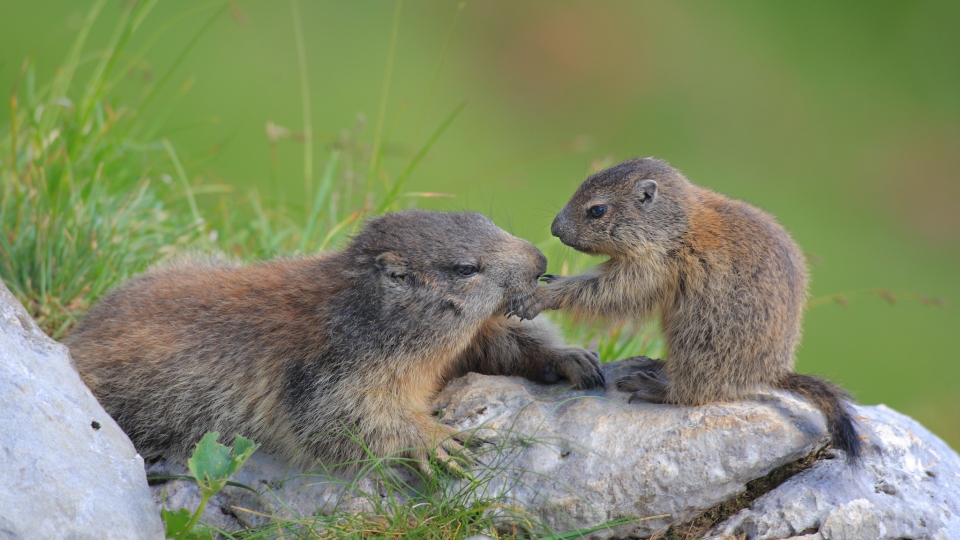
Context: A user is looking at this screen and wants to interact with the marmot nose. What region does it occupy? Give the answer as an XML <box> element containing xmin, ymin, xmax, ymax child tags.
<box><xmin>519</xmin><ymin>244</ymin><xmax>548</xmax><ymax>286</ymax></box>
<box><xmin>551</xmin><ymin>212</ymin><xmax>569</xmax><ymax>240</ymax></box>
<box><xmin>534</xmin><ymin>250</ymin><xmax>548</xmax><ymax>277</ymax></box>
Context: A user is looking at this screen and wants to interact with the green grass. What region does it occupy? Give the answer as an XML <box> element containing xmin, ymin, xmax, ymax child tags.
<box><xmin>0</xmin><ymin>0</ymin><xmax>204</xmax><ymax>339</ymax></box>
<box><xmin>0</xmin><ymin>0</ymin><xmax>465</xmax><ymax>337</ymax></box>
<box><xmin>0</xmin><ymin>2</ymin><xmax>664</xmax><ymax>538</ymax></box>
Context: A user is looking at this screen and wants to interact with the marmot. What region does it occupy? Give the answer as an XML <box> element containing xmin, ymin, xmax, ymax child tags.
<box><xmin>512</xmin><ymin>158</ymin><xmax>861</xmax><ymax>461</ymax></box>
<box><xmin>64</xmin><ymin>210</ymin><xmax>604</xmax><ymax>472</ymax></box>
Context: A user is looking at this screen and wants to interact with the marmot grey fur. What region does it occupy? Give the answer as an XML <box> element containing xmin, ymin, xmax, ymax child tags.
<box><xmin>64</xmin><ymin>210</ymin><xmax>604</xmax><ymax>472</ymax></box>
<box><xmin>512</xmin><ymin>158</ymin><xmax>861</xmax><ymax>461</ymax></box>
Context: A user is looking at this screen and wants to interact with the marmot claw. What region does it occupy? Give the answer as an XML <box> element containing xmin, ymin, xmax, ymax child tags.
<box><xmin>539</xmin><ymin>274</ymin><xmax>560</xmax><ymax>284</ymax></box>
<box><xmin>504</xmin><ymin>293</ymin><xmax>543</xmax><ymax>321</ymax></box>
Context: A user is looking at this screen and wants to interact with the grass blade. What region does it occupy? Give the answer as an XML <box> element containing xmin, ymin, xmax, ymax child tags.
<box><xmin>365</xmin><ymin>0</ymin><xmax>403</xmax><ymax>195</ymax></box>
<box><xmin>162</xmin><ymin>139</ymin><xmax>201</xmax><ymax>224</ymax></box>
<box><xmin>111</xmin><ymin>2</ymin><xmax>225</xmax><ymax>103</ymax></box>
<box><xmin>376</xmin><ymin>100</ymin><xmax>466</xmax><ymax>214</ymax></box>
<box><xmin>39</xmin><ymin>0</ymin><xmax>107</xmax><ymax>134</ymax></box>
<box><xmin>319</xmin><ymin>210</ymin><xmax>363</xmax><ymax>251</ymax></box>
<box><xmin>135</xmin><ymin>3</ymin><xmax>228</xmax><ymax>120</ymax></box>
<box><xmin>409</xmin><ymin>1</ymin><xmax>464</xmax><ymax>153</ymax></box>
<box><xmin>77</xmin><ymin>1</ymin><xmax>138</xmax><ymax>127</ymax></box>
<box><xmin>298</xmin><ymin>151</ymin><xmax>340</xmax><ymax>253</ymax></box>
<box><xmin>290</xmin><ymin>0</ymin><xmax>314</xmax><ymax>201</ymax></box>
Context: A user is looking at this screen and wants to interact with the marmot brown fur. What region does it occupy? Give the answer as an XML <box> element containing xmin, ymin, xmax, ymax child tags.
<box><xmin>64</xmin><ymin>210</ymin><xmax>604</xmax><ymax>472</ymax></box>
<box><xmin>512</xmin><ymin>158</ymin><xmax>861</xmax><ymax>461</ymax></box>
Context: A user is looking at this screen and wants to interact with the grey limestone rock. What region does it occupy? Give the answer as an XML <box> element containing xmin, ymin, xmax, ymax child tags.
<box><xmin>707</xmin><ymin>404</ymin><xmax>960</xmax><ymax>540</ymax></box>
<box><xmin>432</xmin><ymin>360</ymin><xmax>833</xmax><ymax>537</ymax></box>
<box><xmin>147</xmin><ymin>358</ymin><xmax>960</xmax><ymax>538</ymax></box>
<box><xmin>0</xmin><ymin>281</ymin><xmax>164</xmax><ymax>540</ymax></box>
<box><xmin>149</xmin><ymin>358</ymin><xmax>838</xmax><ymax>537</ymax></box>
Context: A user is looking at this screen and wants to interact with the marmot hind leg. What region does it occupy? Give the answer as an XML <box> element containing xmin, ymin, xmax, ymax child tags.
<box><xmin>615</xmin><ymin>356</ymin><xmax>669</xmax><ymax>403</ymax></box>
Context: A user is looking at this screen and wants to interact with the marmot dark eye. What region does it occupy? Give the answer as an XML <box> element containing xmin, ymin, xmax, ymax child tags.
<box><xmin>456</xmin><ymin>265</ymin><xmax>478</xmax><ymax>277</ymax></box>
<box><xmin>588</xmin><ymin>205</ymin><xmax>606</xmax><ymax>218</ymax></box>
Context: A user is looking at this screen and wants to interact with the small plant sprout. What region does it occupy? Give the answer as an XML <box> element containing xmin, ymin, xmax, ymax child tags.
<box><xmin>161</xmin><ymin>432</ymin><xmax>259</xmax><ymax>540</ymax></box>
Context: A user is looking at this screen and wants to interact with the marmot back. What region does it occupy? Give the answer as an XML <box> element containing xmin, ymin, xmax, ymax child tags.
<box><xmin>516</xmin><ymin>158</ymin><xmax>862</xmax><ymax>461</ymax></box>
<box><xmin>65</xmin><ymin>210</ymin><xmax>604</xmax><ymax>472</ymax></box>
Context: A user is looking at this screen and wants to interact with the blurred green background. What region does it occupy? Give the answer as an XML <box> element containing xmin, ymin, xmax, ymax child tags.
<box><xmin>2</xmin><ymin>1</ymin><xmax>958</xmax><ymax>448</ymax></box>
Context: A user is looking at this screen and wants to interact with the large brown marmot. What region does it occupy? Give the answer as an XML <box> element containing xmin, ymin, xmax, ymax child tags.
<box><xmin>511</xmin><ymin>158</ymin><xmax>861</xmax><ymax>461</ymax></box>
<box><xmin>65</xmin><ymin>210</ymin><xmax>604</xmax><ymax>472</ymax></box>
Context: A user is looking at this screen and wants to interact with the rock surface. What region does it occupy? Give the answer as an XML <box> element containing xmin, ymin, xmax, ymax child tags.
<box><xmin>707</xmin><ymin>404</ymin><xmax>960</xmax><ymax>540</ymax></box>
<box><xmin>152</xmin><ymin>362</ymin><xmax>825</xmax><ymax>533</ymax></box>
<box><xmin>0</xmin><ymin>281</ymin><xmax>164</xmax><ymax>540</ymax></box>
<box><xmin>433</xmin><ymin>360</ymin><xmax>830</xmax><ymax>537</ymax></box>
<box><xmin>152</xmin><ymin>358</ymin><xmax>960</xmax><ymax>538</ymax></box>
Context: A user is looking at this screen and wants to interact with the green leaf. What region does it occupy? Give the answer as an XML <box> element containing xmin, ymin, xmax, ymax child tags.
<box><xmin>161</xmin><ymin>507</ymin><xmax>213</xmax><ymax>540</ymax></box>
<box><xmin>181</xmin><ymin>527</ymin><xmax>214</xmax><ymax>540</ymax></box>
<box><xmin>188</xmin><ymin>432</ymin><xmax>233</xmax><ymax>497</ymax></box>
<box><xmin>181</xmin><ymin>527</ymin><xmax>213</xmax><ymax>540</ymax></box>
<box><xmin>187</xmin><ymin>432</ymin><xmax>259</xmax><ymax>499</ymax></box>
<box><xmin>162</xmin><ymin>507</ymin><xmax>192</xmax><ymax>537</ymax></box>
<box><xmin>228</xmin><ymin>434</ymin><xmax>259</xmax><ymax>475</ymax></box>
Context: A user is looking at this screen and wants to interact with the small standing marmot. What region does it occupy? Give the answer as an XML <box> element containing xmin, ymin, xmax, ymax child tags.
<box><xmin>512</xmin><ymin>158</ymin><xmax>861</xmax><ymax>461</ymax></box>
<box><xmin>64</xmin><ymin>210</ymin><xmax>604</xmax><ymax>472</ymax></box>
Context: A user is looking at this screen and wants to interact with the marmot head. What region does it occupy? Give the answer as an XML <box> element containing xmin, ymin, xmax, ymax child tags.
<box><xmin>347</xmin><ymin>210</ymin><xmax>547</xmax><ymax>325</ymax></box>
<box><xmin>551</xmin><ymin>157</ymin><xmax>692</xmax><ymax>258</ymax></box>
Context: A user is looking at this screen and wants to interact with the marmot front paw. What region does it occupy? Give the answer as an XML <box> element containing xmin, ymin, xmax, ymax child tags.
<box><xmin>504</xmin><ymin>294</ymin><xmax>535</xmax><ymax>320</ymax></box>
<box><xmin>413</xmin><ymin>424</ymin><xmax>477</xmax><ymax>477</ymax></box>
<box><xmin>553</xmin><ymin>348</ymin><xmax>605</xmax><ymax>390</ymax></box>
<box><xmin>504</xmin><ymin>284</ymin><xmax>559</xmax><ymax>321</ymax></box>
<box><xmin>504</xmin><ymin>293</ymin><xmax>540</xmax><ymax>320</ymax></box>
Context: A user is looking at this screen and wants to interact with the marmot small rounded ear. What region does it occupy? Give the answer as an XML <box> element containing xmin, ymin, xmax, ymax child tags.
<box><xmin>375</xmin><ymin>251</ymin><xmax>409</xmax><ymax>280</ymax></box>
<box><xmin>637</xmin><ymin>179</ymin><xmax>658</xmax><ymax>205</ymax></box>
